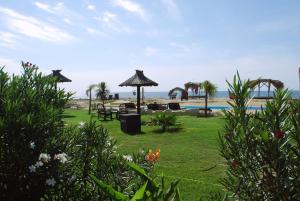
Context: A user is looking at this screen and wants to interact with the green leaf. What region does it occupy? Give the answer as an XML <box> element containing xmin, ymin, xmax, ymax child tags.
<box><xmin>130</xmin><ymin>181</ymin><xmax>148</xmax><ymax>201</ymax></box>
<box><xmin>89</xmin><ymin>174</ymin><xmax>127</xmax><ymax>201</ymax></box>
<box><xmin>173</xmin><ymin>188</ymin><xmax>182</xmax><ymax>201</ymax></box>
<box><xmin>128</xmin><ymin>162</ymin><xmax>159</xmax><ymax>190</ymax></box>
<box><xmin>260</xmin><ymin>131</ymin><xmax>269</xmax><ymax>141</ymax></box>
<box><xmin>164</xmin><ymin>179</ymin><xmax>180</xmax><ymax>200</ymax></box>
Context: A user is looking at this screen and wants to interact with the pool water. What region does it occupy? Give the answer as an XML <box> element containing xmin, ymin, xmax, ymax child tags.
<box><xmin>182</xmin><ymin>105</ymin><xmax>265</xmax><ymax>110</ymax></box>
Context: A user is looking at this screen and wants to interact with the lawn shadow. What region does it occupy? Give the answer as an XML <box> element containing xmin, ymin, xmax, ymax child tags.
<box><xmin>120</xmin><ymin>131</ymin><xmax>146</xmax><ymax>135</ymax></box>
<box><xmin>62</xmin><ymin>114</ymin><xmax>76</xmax><ymax>118</ymax></box>
<box><xmin>152</xmin><ymin>126</ymin><xmax>183</xmax><ymax>134</ymax></box>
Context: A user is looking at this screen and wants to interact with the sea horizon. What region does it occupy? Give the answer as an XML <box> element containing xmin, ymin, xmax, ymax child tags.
<box><xmin>73</xmin><ymin>90</ymin><xmax>300</xmax><ymax>100</ymax></box>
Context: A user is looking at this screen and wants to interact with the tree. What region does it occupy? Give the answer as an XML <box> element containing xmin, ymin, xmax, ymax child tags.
<box><xmin>95</xmin><ymin>82</ymin><xmax>109</xmax><ymax>104</ymax></box>
<box><xmin>219</xmin><ymin>73</ymin><xmax>300</xmax><ymax>200</ymax></box>
<box><xmin>201</xmin><ymin>80</ymin><xmax>217</xmax><ymax>116</ymax></box>
<box><xmin>86</xmin><ymin>84</ymin><xmax>96</xmax><ymax>114</ymax></box>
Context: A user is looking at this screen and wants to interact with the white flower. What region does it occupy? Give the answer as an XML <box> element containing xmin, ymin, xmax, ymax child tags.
<box><xmin>28</xmin><ymin>165</ymin><xmax>36</xmax><ymax>173</ymax></box>
<box><xmin>30</xmin><ymin>141</ymin><xmax>36</xmax><ymax>149</ymax></box>
<box><xmin>107</xmin><ymin>141</ymin><xmax>111</xmax><ymax>146</ymax></box>
<box><xmin>54</xmin><ymin>153</ymin><xmax>68</xmax><ymax>164</ymax></box>
<box><xmin>39</xmin><ymin>153</ymin><xmax>51</xmax><ymax>163</ymax></box>
<box><xmin>68</xmin><ymin>175</ymin><xmax>76</xmax><ymax>182</ymax></box>
<box><xmin>35</xmin><ymin>161</ymin><xmax>44</xmax><ymax>167</ymax></box>
<box><xmin>123</xmin><ymin>155</ymin><xmax>133</xmax><ymax>162</ymax></box>
<box><xmin>45</xmin><ymin>178</ymin><xmax>56</xmax><ymax>186</ymax></box>
<box><xmin>78</xmin><ymin>121</ymin><xmax>85</xmax><ymax>128</ymax></box>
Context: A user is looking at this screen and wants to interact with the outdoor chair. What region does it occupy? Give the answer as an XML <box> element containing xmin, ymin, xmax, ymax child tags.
<box><xmin>168</xmin><ymin>102</ymin><xmax>181</xmax><ymax>110</ymax></box>
<box><xmin>147</xmin><ymin>103</ymin><xmax>159</xmax><ymax>110</ymax></box>
<box><xmin>97</xmin><ymin>103</ymin><xmax>113</xmax><ymax>121</ymax></box>
<box><xmin>117</xmin><ymin>103</ymin><xmax>136</xmax><ymax>119</ymax></box>
<box><xmin>147</xmin><ymin>103</ymin><xmax>167</xmax><ymax>111</ymax></box>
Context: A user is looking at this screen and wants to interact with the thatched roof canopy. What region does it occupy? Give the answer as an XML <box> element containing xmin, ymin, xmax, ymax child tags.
<box><xmin>249</xmin><ymin>79</ymin><xmax>284</xmax><ymax>89</ymax></box>
<box><xmin>168</xmin><ymin>87</ymin><xmax>187</xmax><ymax>96</ymax></box>
<box><xmin>48</xmin><ymin>70</ymin><xmax>72</xmax><ymax>83</ymax></box>
<box><xmin>119</xmin><ymin>70</ymin><xmax>158</xmax><ymax>87</ymax></box>
<box><xmin>184</xmin><ymin>82</ymin><xmax>201</xmax><ymax>94</ymax></box>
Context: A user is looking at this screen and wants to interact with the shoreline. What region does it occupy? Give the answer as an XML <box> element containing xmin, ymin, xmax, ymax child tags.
<box><xmin>68</xmin><ymin>97</ymin><xmax>268</xmax><ymax>110</ymax></box>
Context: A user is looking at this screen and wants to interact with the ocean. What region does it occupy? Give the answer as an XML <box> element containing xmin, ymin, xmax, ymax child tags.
<box><xmin>112</xmin><ymin>90</ymin><xmax>300</xmax><ymax>99</ymax></box>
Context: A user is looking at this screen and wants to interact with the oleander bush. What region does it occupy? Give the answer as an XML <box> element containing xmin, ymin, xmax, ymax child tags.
<box><xmin>0</xmin><ymin>62</ymin><xmax>72</xmax><ymax>200</ymax></box>
<box><xmin>0</xmin><ymin>62</ymin><xmax>151</xmax><ymax>201</ymax></box>
<box><xmin>54</xmin><ymin>120</ymin><xmax>152</xmax><ymax>201</ymax></box>
<box><xmin>219</xmin><ymin>73</ymin><xmax>300</xmax><ymax>200</ymax></box>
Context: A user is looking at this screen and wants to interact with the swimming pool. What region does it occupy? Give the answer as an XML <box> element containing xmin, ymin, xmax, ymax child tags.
<box><xmin>182</xmin><ymin>105</ymin><xmax>265</xmax><ymax>110</ymax></box>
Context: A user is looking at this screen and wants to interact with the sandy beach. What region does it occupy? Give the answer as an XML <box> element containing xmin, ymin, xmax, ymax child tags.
<box><xmin>68</xmin><ymin>97</ymin><xmax>267</xmax><ymax>110</ymax></box>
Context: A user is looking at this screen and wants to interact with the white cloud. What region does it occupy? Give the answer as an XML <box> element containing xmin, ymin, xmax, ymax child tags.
<box><xmin>145</xmin><ymin>47</ymin><xmax>159</xmax><ymax>56</ymax></box>
<box><xmin>87</xmin><ymin>4</ymin><xmax>95</xmax><ymax>11</ymax></box>
<box><xmin>0</xmin><ymin>31</ymin><xmax>17</xmax><ymax>48</ymax></box>
<box><xmin>0</xmin><ymin>6</ymin><xmax>75</xmax><ymax>43</ymax></box>
<box><xmin>160</xmin><ymin>0</ymin><xmax>181</xmax><ymax>20</ymax></box>
<box><xmin>111</xmin><ymin>0</ymin><xmax>147</xmax><ymax>21</ymax></box>
<box><xmin>34</xmin><ymin>1</ymin><xmax>81</xmax><ymax>25</ymax></box>
<box><xmin>94</xmin><ymin>11</ymin><xmax>133</xmax><ymax>33</ymax></box>
<box><xmin>34</xmin><ymin>2</ymin><xmax>50</xmax><ymax>11</ymax></box>
<box><xmin>86</xmin><ymin>27</ymin><xmax>109</xmax><ymax>37</ymax></box>
<box><xmin>63</xmin><ymin>18</ymin><xmax>72</xmax><ymax>25</ymax></box>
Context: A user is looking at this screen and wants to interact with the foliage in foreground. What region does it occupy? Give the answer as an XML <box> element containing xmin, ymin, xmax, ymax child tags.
<box><xmin>90</xmin><ymin>162</ymin><xmax>182</xmax><ymax>201</ymax></box>
<box><xmin>48</xmin><ymin>120</ymin><xmax>151</xmax><ymax>201</ymax></box>
<box><xmin>220</xmin><ymin>73</ymin><xmax>300</xmax><ymax>200</ymax></box>
<box><xmin>0</xmin><ymin>62</ymin><xmax>72</xmax><ymax>200</ymax></box>
<box><xmin>0</xmin><ymin>63</ymin><xmax>150</xmax><ymax>201</ymax></box>
<box><xmin>90</xmin><ymin>162</ymin><xmax>229</xmax><ymax>201</ymax></box>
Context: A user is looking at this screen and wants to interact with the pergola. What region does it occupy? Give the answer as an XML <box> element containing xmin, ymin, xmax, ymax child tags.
<box><xmin>168</xmin><ymin>87</ymin><xmax>188</xmax><ymax>100</ymax></box>
<box><xmin>249</xmin><ymin>78</ymin><xmax>284</xmax><ymax>99</ymax></box>
<box><xmin>184</xmin><ymin>82</ymin><xmax>201</xmax><ymax>95</ymax></box>
<box><xmin>119</xmin><ymin>70</ymin><xmax>158</xmax><ymax>114</ymax></box>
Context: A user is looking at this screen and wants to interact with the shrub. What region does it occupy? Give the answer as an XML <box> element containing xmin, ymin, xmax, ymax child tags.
<box><xmin>0</xmin><ymin>63</ymin><xmax>151</xmax><ymax>201</ymax></box>
<box><xmin>90</xmin><ymin>162</ymin><xmax>182</xmax><ymax>201</ymax></box>
<box><xmin>219</xmin><ymin>73</ymin><xmax>300</xmax><ymax>200</ymax></box>
<box><xmin>56</xmin><ymin>119</ymin><xmax>152</xmax><ymax>200</ymax></box>
<box><xmin>0</xmin><ymin>62</ymin><xmax>71</xmax><ymax>200</ymax></box>
<box><xmin>151</xmin><ymin>113</ymin><xmax>178</xmax><ymax>132</ymax></box>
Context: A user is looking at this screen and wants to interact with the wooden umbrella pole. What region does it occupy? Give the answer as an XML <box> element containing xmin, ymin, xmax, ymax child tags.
<box><xmin>137</xmin><ymin>86</ymin><xmax>141</xmax><ymax>114</ymax></box>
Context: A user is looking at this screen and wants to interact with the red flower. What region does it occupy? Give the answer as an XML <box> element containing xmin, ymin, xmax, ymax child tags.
<box><xmin>274</xmin><ymin>131</ymin><xmax>285</xmax><ymax>139</ymax></box>
<box><xmin>145</xmin><ymin>148</ymin><xmax>160</xmax><ymax>164</ymax></box>
<box><xmin>229</xmin><ymin>93</ymin><xmax>236</xmax><ymax>99</ymax></box>
<box><xmin>231</xmin><ymin>160</ymin><xmax>239</xmax><ymax>169</ymax></box>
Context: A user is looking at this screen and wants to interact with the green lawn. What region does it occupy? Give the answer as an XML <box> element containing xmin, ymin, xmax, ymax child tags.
<box><xmin>63</xmin><ymin>109</ymin><xmax>226</xmax><ymax>200</ymax></box>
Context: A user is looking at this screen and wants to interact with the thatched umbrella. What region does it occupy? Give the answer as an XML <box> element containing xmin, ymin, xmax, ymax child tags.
<box><xmin>249</xmin><ymin>78</ymin><xmax>284</xmax><ymax>97</ymax></box>
<box><xmin>119</xmin><ymin>70</ymin><xmax>158</xmax><ymax>114</ymax></box>
<box><xmin>184</xmin><ymin>82</ymin><xmax>201</xmax><ymax>95</ymax></box>
<box><xmin>48</xmin><ymin>70</ymin><xmax>72</xmax><ymax>83</ymax></box>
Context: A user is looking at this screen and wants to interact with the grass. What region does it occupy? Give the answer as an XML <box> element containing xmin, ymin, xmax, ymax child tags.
<box><xmin>63</xmin><ymin>109</ymin><xmax>226</xmax><ymax>200</ymax></box>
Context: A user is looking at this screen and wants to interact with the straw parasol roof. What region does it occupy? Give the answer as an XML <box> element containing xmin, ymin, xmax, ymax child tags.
<box><xmin>48</xmin><ymin>70</ymin><xmax>72</xmax><ymax>83</ymax></box>
<box><xmin>119</xmin><ymin>70</ymin><xmax>158</xmax><ymax>114</ymax></box>
<box><xmin>119</xmin><ymin>70</ymin><xmax>158</xmax><ymax>87</ymax></box>
<box><xmin>249</xmin><ymin>79</ymin><xmax>284</xmax><ymax>89</ymax></box>
<box><xmin>184</xmin><ymin>82</ymin><xmax>201</xmax><ymax>94</ymax></box>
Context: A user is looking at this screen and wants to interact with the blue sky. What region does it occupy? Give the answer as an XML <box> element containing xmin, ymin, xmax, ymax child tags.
<box><xmin>0</xmin><ymin>0</ymin><xmax>300</xmax><ymax>97</ymax></box>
